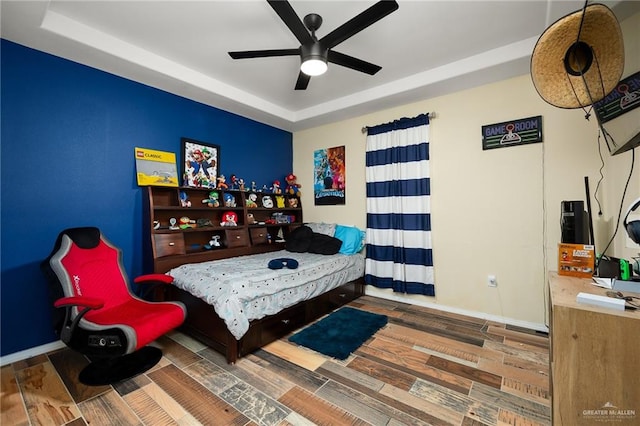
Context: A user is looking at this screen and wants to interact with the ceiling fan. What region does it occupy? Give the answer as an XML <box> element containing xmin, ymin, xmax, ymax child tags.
<box><xmin>228</xmin><ymin>0</ymin><xmax>399</xmax><ymax>90</ymax></box>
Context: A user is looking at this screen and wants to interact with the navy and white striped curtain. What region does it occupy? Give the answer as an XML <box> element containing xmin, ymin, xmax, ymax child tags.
<box><xmin>364</xmin><ymin>113</ymin><xmax>434</xmax><ymax>296</ymax></box>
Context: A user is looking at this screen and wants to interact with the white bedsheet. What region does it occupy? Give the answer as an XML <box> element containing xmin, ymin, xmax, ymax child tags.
<box><xmin>168</xmin><ymin>250</ymin><xmax>365</xmax><ymax>340</ymax></box>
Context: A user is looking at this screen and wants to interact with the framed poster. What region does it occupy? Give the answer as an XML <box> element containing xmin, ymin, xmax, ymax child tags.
<box><xmin>181</xmin><ymin>137</ymin><xmax>220</xmax><ymax>188</ymax></box>
<box><xmin>314</xmin><ymin>145</ymin><xmax>346</xmax><ymax>205</ymax></box>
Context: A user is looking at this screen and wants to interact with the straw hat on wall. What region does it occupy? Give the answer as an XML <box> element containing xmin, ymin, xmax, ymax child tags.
<box><xmin>531</xmin><ymin>3</ymin><xmax>624</xmax><ymax>109</ymax></box>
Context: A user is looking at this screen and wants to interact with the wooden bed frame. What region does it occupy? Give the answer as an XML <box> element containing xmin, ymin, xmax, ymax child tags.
<box><xmin>156</xmin><ymin>250</ymin><xmax>365</xmax><ymax>364</ymax></box>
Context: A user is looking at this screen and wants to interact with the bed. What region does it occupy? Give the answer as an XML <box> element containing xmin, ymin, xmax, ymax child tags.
<box><xmin>162</xmin><ymin>249</ymin><xmax>366</xmax><ymax>363</ymax></box>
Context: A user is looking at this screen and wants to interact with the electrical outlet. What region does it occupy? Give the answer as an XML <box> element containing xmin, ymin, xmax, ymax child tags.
<box><xmin>487</xmin><ymin>275</ymin><xmax>497</xmax><ymax>287</ymax></box>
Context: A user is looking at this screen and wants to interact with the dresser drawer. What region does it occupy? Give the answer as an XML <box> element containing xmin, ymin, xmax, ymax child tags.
<box><xmin>326</xmin><ymin>282</ymin><xmax>360</xmax><ymax>308</ymax></box>
<box><xmin>154</xmin><ymin>234</ymin><xmax>186</xmax><ymax>257</ymax></box>
<box><xmin>259</xmin><ymin>304</ymin><xmax>306</xmax><ymax>345</ymax></box>
<box><xmin>250</xmin><ymin>227</ymin><xmax>269</xmax><ymax>245</ymax></box>
<box><xmin>224</xmin><ymin>228</ymin><xmax>250</xmax><ymax>248</ymax></box>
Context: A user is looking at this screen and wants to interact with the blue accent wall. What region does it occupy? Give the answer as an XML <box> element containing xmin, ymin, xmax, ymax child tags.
<box><xmin>0</xmin><ymin>39</ymin><xmax>293</xmax><ymax>357</ymax></box>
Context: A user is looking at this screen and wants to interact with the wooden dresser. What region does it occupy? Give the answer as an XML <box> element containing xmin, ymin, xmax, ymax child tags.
<box><xmin>549</xmin><ymin>273</ymin><xmax>640</xmax><ymax>425</ymax></box>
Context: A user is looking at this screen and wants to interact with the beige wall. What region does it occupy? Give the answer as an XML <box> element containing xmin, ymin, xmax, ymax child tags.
<box><xmin>292</xmin><ymin>12</ymin><xmax>639</xmax><ymax>330</ymax></box>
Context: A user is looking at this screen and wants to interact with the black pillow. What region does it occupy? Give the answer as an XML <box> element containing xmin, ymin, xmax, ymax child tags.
<box><xmin>308</xmin><ymin>233</ymin><xmax>342</xmax><ymax>255</ymax></box>
<box><xmin>285</xmin><ymin>225</ymin><xmax>313</xmax><ymax>253</ymax></box>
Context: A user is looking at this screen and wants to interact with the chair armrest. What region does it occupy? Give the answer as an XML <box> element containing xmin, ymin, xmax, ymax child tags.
<box><xmin>53</xmin><ymin>296</ymin><xmax>104</xmax><ymax>344</ymax></box>
<box><xmin>54</xmin><ymin>296</ymin><xmax>104</xmax><ymax>310</ymax></box>
<box><xmin>134</xmin><ymin>274</ymin><xmax>174</xmax><ymax>285</ymax></box>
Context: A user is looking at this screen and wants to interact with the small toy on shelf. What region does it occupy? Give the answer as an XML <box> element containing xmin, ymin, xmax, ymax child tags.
<box><xmin>202</xmin><ymin>191</ymin><xmax>220</xmax><ymax>207</ymax></box>
<box><xmin>238</xmin><ymin>178</ymin><xmax>246</xmax><ymax>191</ymax></box>
<box><xmin>229</xmin><ymin>174</ymin><xmax>239</xmax><ymax>190</ymax></box>
<box><xmin>262</xmin><ymin>195</ymin><xmax>274</xmax><ymax>208</ymax></box>
<box><xmin>220</xmin><ymin>211</ymin><xmax>238</xmax><ymax>226</ymax></box>
<box><xmin>272</xmin><ymin>180</ymin><xmax>282</xmax><ymax>194</ymax></box>
<box><xmin>288</xmin><ymin>197</ymin><xmax>299</xmax><ymax>208</ymax></box>
<box><xmin>217</xmin><ymin>175</ymin><xmax>228</xmax><ymax>189</ymax></box>
<box><xmin>285</xmin><ymin>173</ymin><xmax>302</xmax><ymax>196</ymax></box>
<box><xmin>246</xmin><ymin>193</ymin><xmax>258</xmax><ymax>208</ymax></box>
<box><xmin>223</xmin><ymin>193</ymin><xmax>236</xmax><ymax>207</ymax></box>
<box><xmin>169</xmin><ymin>218</ymin><xmax>179</xmax><ymax>230</ymax></box>
<box><xmin>196</xmin><ymin>218</ymin><xmax>214</xmax><ymax>227</ymax></box>
<box><xmin>251</xmin><ymin>181</ymin><xmax>257</xmax><ymax>191</ymax></box>
<box><xmin>204</xmin><ymin>235</ymin><xmax>221</xmax><ymax>249</ymax></box>
<box><xmin>247</xmin><ymin>213</ymin><xmax>256</xmax><ymax>224</ymax></box>
<box><xmin>179</xmin><ymin>191</ymin><xmax>192</xmax><ymax>207</ymax></box>
<box><xmin>276</xmin><ymin>195</ymin><xmax>285</xmax><ymax>208</ymax></box>
<box><xmin>179</xmin><ymin>216</ymin><xmax>196</xmax><ymax>229</ymax></box>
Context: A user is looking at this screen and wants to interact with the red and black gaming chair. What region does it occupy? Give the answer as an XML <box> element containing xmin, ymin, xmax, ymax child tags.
<box><xmin>41</xmin><ymin>227</ymin><xmax>186</xmax><ymax>386</ymax></box>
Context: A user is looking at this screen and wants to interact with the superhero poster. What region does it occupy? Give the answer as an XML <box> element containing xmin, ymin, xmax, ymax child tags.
<box><xmin>181</xmin><ymin>137</ymin><xmax>220</xmax><ymax>188</ymax></box>
<box><xmin>314</xmin><ymin>145</ymin><xmax>345</xmax><ymax>205</ymax></box>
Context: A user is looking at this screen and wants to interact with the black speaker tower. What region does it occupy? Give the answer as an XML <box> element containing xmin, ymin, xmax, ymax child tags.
<box><xmin>561</xmin><ymin>200</ymin><xmax>589</xmax><ymax>244</ymax></box>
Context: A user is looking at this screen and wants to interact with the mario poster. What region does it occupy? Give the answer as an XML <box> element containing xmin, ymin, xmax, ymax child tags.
<box><xmin>181</xmin><ymin>137</ymin><xmax>220</xmax><ymax>188</ymax></box>
<box><xmin>314</xmin><ymin>145</ymin><xmax>345</xmax><ymax>205</ymax></box>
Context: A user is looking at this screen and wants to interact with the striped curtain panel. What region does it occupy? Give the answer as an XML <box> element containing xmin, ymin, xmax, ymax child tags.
<box><xmin>364</xmin><ymin>113</ymin><xmax>434</xmax><ymax>296</ymax></box>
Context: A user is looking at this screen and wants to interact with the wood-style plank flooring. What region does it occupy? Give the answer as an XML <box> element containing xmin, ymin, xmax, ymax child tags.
<box><xmin>1</xmin><ymin>296</ymin><xmax>551</xmax><ymax>425</ymax></box>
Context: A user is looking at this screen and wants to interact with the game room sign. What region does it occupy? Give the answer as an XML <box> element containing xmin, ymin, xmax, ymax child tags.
<box><xmin>593</xmin><ymin>70</ymin><xmax>640</xmax><ymax>123</ymax></box>
<box><xmin>482</xmin><ymin>115</ymin><xmax>543</xmax><ymax>150</ymax></box>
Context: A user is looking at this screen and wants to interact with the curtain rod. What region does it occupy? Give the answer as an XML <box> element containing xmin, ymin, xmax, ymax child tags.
<box><xmin>361</xmin><ymin>112</ymin><xmax>436</xmax><ymax>134</ymax></box>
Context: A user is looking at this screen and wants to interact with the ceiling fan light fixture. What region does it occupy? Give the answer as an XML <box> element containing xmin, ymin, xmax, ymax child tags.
<box><xmin>300</xmin><ymin>42</ymin><xmax>328</xmax><ymax>76</ymax></box>
<box><xmin>301</xmin><ymin>58</ymin><xmax>327</xmax><ymax>76</ymax></box>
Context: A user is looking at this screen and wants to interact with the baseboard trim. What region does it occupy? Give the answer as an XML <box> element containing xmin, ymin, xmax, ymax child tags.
<box><xmin>364</xmin><ymin>287</ymin><xmax>549</xmax><ymax>333</ymax></box>
<box><xmin>0</xmin><ymin>340</ymin><xmax>66</xmax><ymax>366</ymax></box>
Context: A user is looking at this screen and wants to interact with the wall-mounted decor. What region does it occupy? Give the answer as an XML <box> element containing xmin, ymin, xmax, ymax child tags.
<box><xmin>314</xmin><ymin>145</ymin><xmax>346</xmax><ymax>205</ymax></box>
<box><xmin>181</xmin><ymin>137</ymin><xmax>220</xmax><ymax>188</ymax></box>
<box><xmin>593</xmin><ymin>70</ymin><xmax>640</xmax><ymax>123</ymax></box>
<box><xmin>482</xmin><ymin>116</ymin><xmax>543</xmax><ymax>150</ymax></box>
<box><xmin>135</xmin><ymin>147</ymin><xmax>178</xmax><ymax>187</ymax></box>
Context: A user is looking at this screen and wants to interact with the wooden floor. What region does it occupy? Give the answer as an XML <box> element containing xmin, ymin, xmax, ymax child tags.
<box><xmin>1</xmin><ymin>296</ymin><xmax>551</xmax><ymax>426</ymax></box>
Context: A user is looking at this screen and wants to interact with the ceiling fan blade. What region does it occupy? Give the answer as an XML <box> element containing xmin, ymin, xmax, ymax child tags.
<box><xmin>320</xmin><ymin>0</ymin><xmax>399</xmax><ymax>49</ymax></box>
<box><xmin>328</xmin><ymin>50</ymin><xmax>381</xmax><ymax>75</ymax></box>
<box><xmin>229</xmin><ymin>49</ymin><xmax>299</xmax><ymax>59</ymax></box>
<box><xmin>295</xmin><ymin>71</ymin><xmax>311</xmax><ymax>90</ymax></box>
<box><xmin>267</xmin><ymin>0</ymin><xmax>313</xmax><ymax>46</ymax></box>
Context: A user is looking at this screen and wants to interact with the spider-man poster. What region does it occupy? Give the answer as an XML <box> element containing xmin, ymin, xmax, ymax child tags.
<box><xmin>314</xmin><ymin>145</ymin><xmax>345</xmax><ymax>205</ymax></box>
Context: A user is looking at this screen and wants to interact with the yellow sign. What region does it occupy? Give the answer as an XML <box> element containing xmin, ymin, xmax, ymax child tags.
<box><xmin>135</xmin><ymin>147</ymin><xmax>179</xmax><ymax>187</ymax></box>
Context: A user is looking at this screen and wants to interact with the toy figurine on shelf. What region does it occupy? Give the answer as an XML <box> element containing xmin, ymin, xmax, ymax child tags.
<box><xmin>288</xmin><ymin>197</ymin><xmax>299</xmax><ymax>208</ymax></box>
<box><xmin>272</xmin><ymin>180</ymin><xmax>282</xmax><ymax>194</ymax></box>
<box><xmin>179</xmin><ymin>217</ymin><xmax>196</xmax><ymax>229</ymax></box>
<box><xmin>223</xmin><ymin>193</ymin><xmax>236</xmax><ymax>207</ymax></box>
<box><xmin>202</xmin><ymin>191</ymin><xmax>220</xmax><ymax>207</ymax></box>
<box><xmin>285</xmin><ymin>173</ymin><xmax>302</xmax><ymax>196</ymax></box>
<box><xmin>204</xmin><ymin>235</ymin><xmax>221</xmax><ymax>249</ymax></box>
<box><xmin>276</xmin><ymin>195</ymin><xmax>285</xmax><ymax>208</ymax></box>
<box><xmin>220</xmin><ymin>211</ymin><xmax>238</xmax><ymax>226</ymax></box>
<box><xmin>229</xmin><ymin>174</ymin><xmax>239</xmax><ymax>190</ymax></box>
<box><xmin>246</xmin><ymin>193</ymin><xmax>258</xmax><ymax>208</ymax></box>
<box><xmin>262</xmin><ymin>195</ymin><xmax>274</xmax><ymax>208</ymax></box>
<box><xmin>179</xmin><ymin>191</ymin><xmax>192</xmax><ymax>207</ymax></box>
<box><xmin>238</xmin><ymin>178</ymin><xmax>246</xmax><ymax>191</ymax></box>
<box><xmin>251</xmin><ymin>181</ymin><xmax>257</xmax><ymax>192</ymax></box>
<box><xmin>216</xmin><ymin>175</ymin><xmax>228</xmax><ymax>189</ymax></box>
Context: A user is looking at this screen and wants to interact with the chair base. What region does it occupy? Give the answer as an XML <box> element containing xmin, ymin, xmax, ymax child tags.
<box><xmin>79</xmin><ymin>346</ymin><xmax>162</xmax><ymax>386</ymax></box>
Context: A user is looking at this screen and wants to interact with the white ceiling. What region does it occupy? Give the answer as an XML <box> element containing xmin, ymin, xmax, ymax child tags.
<box><xmin>2</xmin><ymin>1</ymin><xmax>638</xmax><ymax>132</ymax></box>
